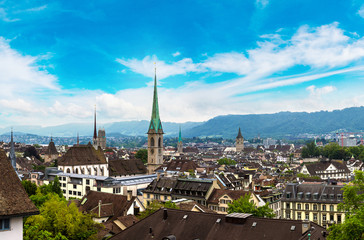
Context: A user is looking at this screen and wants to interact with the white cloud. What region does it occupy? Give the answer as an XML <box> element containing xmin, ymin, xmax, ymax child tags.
<box><xmin>116</xmin><ymin>55</ymin><xmax>204</xmax><ymax>80</ymax></box>
<box><xmin>306</xmin><ymin>85</ymin><xmax>336</xmax><ymax>97</ymax></box>
<box><xmin>0</xmin><ymin>8</ymin><xmax>19</xmax><ymax>22</ymax></box>
<box><xmin>256</xmin><ymin>0</ymin><xmax>269</xmax><ymax>9</ymax></box>
<box><xmin>172</xmin><ymin>51</ymin><xmax>181</xmax><ymax>57</ymax></box>
<box><xmin>358</xmin><ymin>5</ymin><xmax>364</xmax><ymax>18</ymax></box>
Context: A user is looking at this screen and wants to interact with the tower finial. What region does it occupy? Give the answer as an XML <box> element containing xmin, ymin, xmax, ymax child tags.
<box><xmin>93</xmin><ymin>104</ymin><xmax>97</xmax><ymax>141</ymax></box>
<box><xmin>10</xmin><ymin>128</ymin><xmax>16</xmax><ymax>170</ymax></box>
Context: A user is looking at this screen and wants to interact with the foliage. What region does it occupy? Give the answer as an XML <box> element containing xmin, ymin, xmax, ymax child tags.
<box><xmin>24</xmin><ymin>146</ymin><xmax>42</xmax><ymax>160</ymax></box>
<box><xmin>301</xmin><ymin>141</ymin><xmax>320</xmax><ymax>158</ymax></box>
<box><xmin>29</xmin><ymin>177</ymin><xmax>63</xmax><ymax>208</ymax></box>
<box><xmin>218</xmin><ymin>158</ymin><xmax>236</xmax><ymax>166</ymax></box>
<box><xmin>135</xmin><ymin>149</ymin><xmax>148</xmax><ymax>164</ymax></box>
<box><xmin>227</xmin><ymin>194</ymin><xmax>275</xmax><ymax>218</ymax></box>
<box><xmin>138</xmin><ymin>200</ymin><xmax>178</xmax><ymax>220</ymax></box>
<box><xmin>24</xmin><ymin>194</ymin><xmax>101</xmax><ymax>240</ymax></box>
<box><xmin>32</xmin><ymin>164</ymin><xmax>46</xmax><ymax>171</ymax></box>
<box><xmin>328</xmin><ymin>171</ymin><xmax>364</xmax><ymax>240</ymax></box>
<box><xmin>301</xmin><ymin>142</ymin><xmax>364</xmax><ymax>161</ymax></box>
<box><xmin>22</xmin><ymin>180</ymin><xmax>38</xmax><ymax>197</ymax></box>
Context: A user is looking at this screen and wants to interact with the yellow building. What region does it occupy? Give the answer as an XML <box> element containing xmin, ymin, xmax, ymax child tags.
<box><xmin>281</xmin><ymin>183</ymin><xmax>345</xmax><ymax>228</ymax></box>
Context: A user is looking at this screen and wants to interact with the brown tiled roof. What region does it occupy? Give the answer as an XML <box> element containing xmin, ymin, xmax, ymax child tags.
<box><xmin>305</xmin><ymin>160</ymin><xmax>350</xmax><ymax>175</ymax></box>
<box><xmin>177</xmin><ymin>200</ymin><xmax>215</xmax><ymax>213</ymax></box>
<box><xmin>0</xmin><ymin>149</ymin><xmax>39</xmax><ymax>217</ymax></box>
<box><xmin>115</xmin><ymin>215</ymin><xmax>139</xmax><ymax>228</ymax></box>
<box><xmin>78</xmin><ymin>191</ymin><xmax>134</xmax><ymax>221</ymax></box>
<box><xmin>108</xmin><ymin>159</ymin><xmax>147</xmax><ymax>176</ymax></box>
<box><xmin>157</xmin><ymin>159</ymin><xmax>199</xmax><ymax>172</ymax></box>
<box><xmin>109</xmin><ymin>208</ymin><xmax>327</xmax><ymax>240</ymax></box>
<box><xmin>58</xmin><ymin>144</ymin><xmax>107</xmax><ymax>166</ymax></box>
<box><xmin>208</xmin><ymin>189</ymin><xmax>251</xmax><ymax>204</ymax></box>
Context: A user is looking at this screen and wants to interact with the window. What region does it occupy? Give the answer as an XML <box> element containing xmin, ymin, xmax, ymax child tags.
<box><xmin>97</xmin><ymin>187</ymin><xmax>101</xmax><ymax>192</ymax></box>
<box><xmin>322</xmin><ymin>214</ymin><xmax>327</xmax><ymax>221</ymax></box>
<box><xmin>73</xmin><ymin>184</ymin><xmax>76</xmax><ymax>189</ymax></box>
<box><xmin>305</xmin><ymin>204</ymin><xmax>309</xmax><ymax>210</ymax></box>
<box><xmin>313</xmin><ymin>204</ymin><xmax>317</xmax><ymax>211</ymax></box>
<box><xmin>220</xmin><ymin>200</ymin><xmax>226</xmax><ymax>204</ymax></box>
<box><xmin>313</xmin><ymin>213</ymin><xmax>317</xmax><ymax>221</ymax></box>
<box><xmin>0</xmin><ymin>219</ymin><xmax>10</xmax><ymax>230</ymax></box>
<box><xmin>297</xmin><ymin>204</ymin><xmax>301</xmax><ymax>210</ymax></box>
<box><xmin>305</xmin><ymin>213</ymin><xmax>309</xmax><ymax>220</ymax></box>
<box><xmin>330</xmin><ymin>205</ymin><xmax>334</xmax><ymax>211</ymax></box>
<box><xmin>330</xmin><ymin>215</ymin><xmax>334</xmax><ymax>221</ymax></box>
<box><xmin>286</xmin><ymin>203</ymin><xmax>290</xmax><ymax>209</ymax></box>
<box><xmin>78</xmin><ymin>192</ymin><xmax>81</xmax><ymax>196</ymax></box>
<box><xmin>63</xmin><ymin>190</ymin><xmax>66</xmax><ymax>194</ymax></box>
<box><xmin>337</xmin><ymin>214</ymin><xmax>341</xmax><ymax>223</ymax></box>
<box><xmin>322</xmin><ymin>205</ymin><xmax>326</xmax><ymax>211</ymax></box>
<box><xmin>73</xmin><ymin>191</ymin><xmax>76</xmax><ymax>195</ymax></box>
<box><xmin>286</xmin><ymin>212</ymin><xmax>290</xmax><ymax>219</ymax></box>
<box><xmin>62</xmin><ymin>183</ymin><xmax>66</xmax><ymax>187</ymax></box>
<box><xmin>297</xmin><ymin>212</ymin><xmax>301</xmax><ymax>220</ymax></box>
<box><xmin>86</xmin><ymin>180</ymin><xmax>90</xmax><ymax>185</ymax></box>
<box><xmin>69</xmin><ymin>190</ymin><xmax>72</xmax><ymax>195</ymax></box>
<box><xmin>147</xmin><ymin>194</ymin><xmax>150</xmax><ymax>199</ymax></box>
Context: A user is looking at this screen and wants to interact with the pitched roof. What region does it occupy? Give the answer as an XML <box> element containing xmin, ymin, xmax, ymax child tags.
<box><xmin>0</xmin><ymin>149</ymin><xmax>39</xmax><ymax>217</ymax></box>
<box><xmin>47</xmin><ymin>140</ymin><xmax>58</xmax><ymax>155</ymax></box>
<box><xmin>236</xmin><ymin>127</ymin><xmax>243</xmax><ymax>139</ymax></box>
<box><xmin>158</xmin><ymin>159</ymin><xmax>199</xmax><ymax>172</ymax></box>
<box><xmin>58</xmin><ymin>144</ymin><xmax>107</xmax><ymax>166</ymax></box>
<box><xmin>208</xmin><ymin>189</ymin><xmax>251</xmax><ymax>204</ymax></box>
<box><xmin>108</xmin><ymin>159</ymin><xmax>147</xmax><ymax>176</ymax></box>
<box><xmin>78</xmin><ymin>191</ymin><xmax>134</xmax><ymax>221</ymax></box>
<box><xmin>109</xmin><ymin>208</ymin><xmax>327</xmax><ymax>240</ymax></box>
<box><xmin>305</xmin><ymin>161</ymin><xmax>350</xmax><ymax>175</ymax></box>
<box><xmin>148</xmin><ymin>70</ymin><xmax>163</xmax><ymax>134</ymax></box>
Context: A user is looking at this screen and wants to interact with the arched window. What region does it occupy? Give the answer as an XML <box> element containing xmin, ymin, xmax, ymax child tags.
<box><xmin>75</xmin><ymin>168</ymin><xmax>79</xmax><ymax>174</ymax></box>
<box><xmin>150</xmin><ymin>137</ymin><xmax>155</xmax><ymax>147</ymax></box>
<box><xmin>66</xmin><ymin>168</ymin><xmax>71</xmax><ymax>173</ymax></box>
<box><xmin>158</xmin><ymin>137</ymin><xmax>161</xmax><ymax>147</ymax></box>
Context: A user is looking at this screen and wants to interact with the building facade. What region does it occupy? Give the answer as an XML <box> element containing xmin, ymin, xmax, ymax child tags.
<box><xmin>281</xmin><ymin>183</ymin><xmax>345</xmax><ymax>228</ymax></box>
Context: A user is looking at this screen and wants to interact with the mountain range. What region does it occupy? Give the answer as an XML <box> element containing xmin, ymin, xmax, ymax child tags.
<box><xmin>1</xmin><ymin>107</ymin><xmax>364</xmax><ymax>139</ymax></box>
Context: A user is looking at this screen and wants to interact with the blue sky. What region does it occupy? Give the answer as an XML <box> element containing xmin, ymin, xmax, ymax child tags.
<box><xmin>1</xmin><ymin>0</ymin><xmax>364</xmax><ymax>126</ymax></box>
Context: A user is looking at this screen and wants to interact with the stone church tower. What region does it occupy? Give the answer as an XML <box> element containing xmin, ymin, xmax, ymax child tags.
<box><xmin>147</xmin><ymin>68</ymin><xmax>164</xmax><ymax>174</ymax></box>
<box><xmin>236</xmin><ymin>127</ymin><xmax>244</xmax><ymax>152</ymax></box>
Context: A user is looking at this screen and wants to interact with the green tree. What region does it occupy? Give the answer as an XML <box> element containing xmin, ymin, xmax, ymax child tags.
<box><xmin>227</xmin><ymin>194</ymin><xmax>275</xmax><ymax>218</ymax></box>
<box><xmin>135</xmin><ymin>149</ymin><xmax>148</xmax><ymax>164</ymax></box>
<box><xmin>328</xmin><ymin>170</ymin><xmax>364</xmax><ymax>240</ymax></box>
<box><xmin>24</xmin><ymin>194</ymin><xmax>101</xmax><ymax>240</ymax></box>
<box><xmin>24</xmin><ymin>146</ymin><xmax>42</xmax><ymax>160</ymax></box>
<box><xmin>218</xmin><ymin>158</ymin><xmax>236</xmax><ymax>166</ymax></box>
<box><xmin>22</xmin><ymin>180</ymin><xmax>37</xmax><ymax>197</ymax></box>
<box><xmin>301</xmin><ymin>141</ymin><xmax>320</xmax><ymax>158</ymax></box>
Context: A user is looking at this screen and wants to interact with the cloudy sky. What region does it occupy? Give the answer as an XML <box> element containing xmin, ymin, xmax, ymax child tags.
<box><xmin>1</xmin><ymin>0</ymin><xmax>364</xmax><ymax>127</ymax></box>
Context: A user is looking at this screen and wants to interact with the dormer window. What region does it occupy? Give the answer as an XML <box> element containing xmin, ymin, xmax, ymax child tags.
<box><xmin>286</xmin><ymin>192</ymin><xmax>291</xmax><ymax>198</ymax></box>
<box><xmin>313</xmin><ymin>193</ymin><xmax>319</xmax><ymax>200</ymax></box>
<box><xmin>297</xmin><ymin>192</ymin><xmax>303</xmax><ymax>199</ymax></box>
<box><xmin>330</xmin><ymin>194</ymin><xmax>334</xmax><ymax>200</ymax></box>
<box><xmin>322</xmin><ymin>194</ymin><xmax>327</xmax><ymax>200</ymax></box>
<box><xmin>306</xmin><ymin>192</ymin><xmax>311</xmax><ymax>199</ymax></box>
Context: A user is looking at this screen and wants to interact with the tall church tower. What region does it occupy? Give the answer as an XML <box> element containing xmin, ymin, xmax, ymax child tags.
<box><xmin>92</xmin><ymin>105</ymin><xmax>98</xmax><ymax>149</ymax></box>
<box><xmin>9</xmin><ymin>128</ymin><xmax>16</xmax><ymax>170</ymax></box>
<box><xmin>147</xmin><ymin>67</ymin><xmax>164</xmax><ymax>174</ymax></box>
<box><xmin>236</xmin><ymin>127</ymin><xmax>244</xmax><ymax>152</ymax></box>
<box><xmin>177</xmin><ymin>126</ymin><xmax>183</xmax><ymax>154</ymax></box>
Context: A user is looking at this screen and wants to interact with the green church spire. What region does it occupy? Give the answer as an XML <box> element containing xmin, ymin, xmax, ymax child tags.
<box><xmin>178</xmin><ymin>126</ymin><xmax>182</xmax><ymax>143</ymax></box>
<box><xmin>148</xmin><ymin>66</ymin><xmax>163</xmax><ymax>133</ymax></box>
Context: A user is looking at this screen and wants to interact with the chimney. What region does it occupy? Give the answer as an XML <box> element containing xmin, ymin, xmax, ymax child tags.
<box><xmin>163</xmin><ymin>208</ymin><xmax>168</xmax><ymax>220</ymax></box>
<box><xmin>127</xmin><ymin>190</ymin><xmax>132</xmax><ymax>201</ymax></box>
<box><xmin>98</xmin><ymin>200</ymin><xmax>102</xmax><ymax>217</ymax></box>
<box><xmin>302</xmin><ymin>220</ymin><xmax>310</xmax><ymax>234</ymax></box>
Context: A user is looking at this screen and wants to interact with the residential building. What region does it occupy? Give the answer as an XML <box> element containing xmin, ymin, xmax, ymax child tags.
<box><xmin>207</xmin><ymin>189</ymin><xmax>259</xmax><ymax>214</ymax></box>
<box><xmin>281</xmin><ymin>183</ymin><xmax>345</xmax><ymax>228</ymax></box>
<box><xmin>143</xmin><ymin>177</ymin><xmax>220</xmax><ymax>206</ymax></box>
<box><xmin>300</xmin><ymin>160</ymin><xmax>350</xmax><ymax>180</ymax></box>
<box><xmin>0</xmin><ymin>149</ymin><xmax>39</xmax><ymax>240</ymax></box>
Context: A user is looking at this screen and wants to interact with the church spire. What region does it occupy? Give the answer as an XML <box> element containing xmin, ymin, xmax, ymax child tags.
<box><xmin>77</xmin><ymin>132</ymin><xmax>80</xmax><ymax>146</ymax></box>
<box><xmin>148</xmin><ymin>65</ymin><xmax>163</xmax><ymax>134</ymax></box>
<box><xmin>93</xmin><ymin>105</ymin><xmax>97</xmax><ymax>141</ymax></box>
<box><xmin>178</xmin><ymin>126</ymin><xmax>182</xmax><ymax>143</ymax></box>
<box><xmin>10</xmin><ymin>128</ymin><xmax>16</xmax><ymax>170</ymax></box>
<box><xmin>237</xmin><ymin>127</ymin><xmax>243</xmax><ymax>139</ymax></box>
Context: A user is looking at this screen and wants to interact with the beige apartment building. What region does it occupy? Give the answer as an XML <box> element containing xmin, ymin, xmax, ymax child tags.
<box><xmin>281</xmin><ymin>183</ymin><xmax>345</xmax><ymax>228</ymax></box>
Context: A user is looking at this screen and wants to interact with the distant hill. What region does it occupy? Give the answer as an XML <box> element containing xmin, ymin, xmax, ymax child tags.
<box><xmin>182</xmin><ymin>107</ymin><xmax>364</xmax><ymax>139</ymax></box>
<box><xmin>1</xmin><ymin>107</ymin><xmax>363</xmax><ymax>139</ymax></box>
